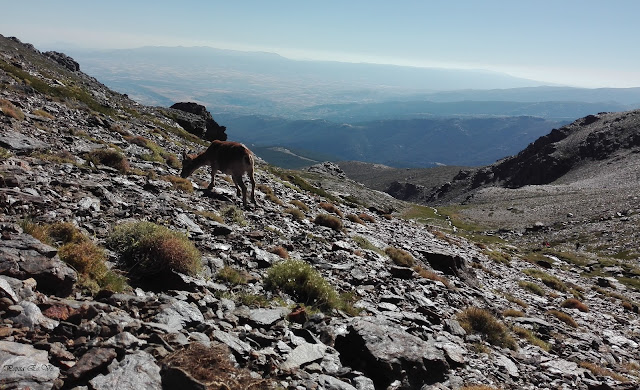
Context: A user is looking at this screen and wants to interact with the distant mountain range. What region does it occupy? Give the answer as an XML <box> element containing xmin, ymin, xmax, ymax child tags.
<box><xmin>63</xmin><ymin>46</ymin><xmax>640</xmax><ymax>168</ymax></box>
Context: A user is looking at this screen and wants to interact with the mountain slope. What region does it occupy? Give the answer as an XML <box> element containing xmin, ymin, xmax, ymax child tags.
<box><xmin>2</xmin><ymin>34</ymin><xmax>640</xmax><ymax>390</ymax></box>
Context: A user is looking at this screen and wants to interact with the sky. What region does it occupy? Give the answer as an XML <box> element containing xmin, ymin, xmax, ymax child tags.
<box><xmin>3</xmin><ymin>0</ymin><xmax>640</xmax><ymax>88</ymax></box>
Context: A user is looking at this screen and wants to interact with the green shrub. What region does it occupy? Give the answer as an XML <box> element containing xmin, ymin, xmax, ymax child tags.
<box><xmin>265</xmin><ymin>259</ymin><xmax>340</xmax><ymax>311</ymax></box>
<box><xmin>217</xmin><ymin>266</ymin><xmax>248</xmax><ymax>285</ymax></box>
<box><xmin>385</xmin><ymin>246</ymin><xmax>415</xmax><ymax>267</ymax></box>
<box><xmin>314</xmin><ymin>213</ymin><xmax>343</xmax><ymax>231</ymax></box>
<box><xmin>518</xmin><ymin>280</ymin><xmax>546</xmax><ymax>296</ymax></box>
<box><xmin>522</xmin><ymin>268</ymin><xmax>568</xmax><ymax>292</ymax></box>
<box><xmin>457</xmin><ymin>307</ymin><xmax>517</xmax><ymax>350</ymax></box>
<box><xmin>86</xmin><ymin>148</ymin><xmax>129</xmax><ymax>173</ymax></box>
<box><xmin>107</xmin><ymin>221</ymin><xmax>202</xmax><ymax>280</ymax></box>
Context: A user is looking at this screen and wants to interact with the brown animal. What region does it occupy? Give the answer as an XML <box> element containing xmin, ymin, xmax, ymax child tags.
<box><xmin>181</xmin><ymin>140</ymin><xmax>256</xmax><ymax>207</ymax></box>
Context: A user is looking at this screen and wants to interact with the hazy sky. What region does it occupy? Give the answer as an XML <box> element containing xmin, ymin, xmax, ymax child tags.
<box><xmin>4</xmin><ymin>1</ymin><xmax>639</xmax><ymax>88</ymax></box>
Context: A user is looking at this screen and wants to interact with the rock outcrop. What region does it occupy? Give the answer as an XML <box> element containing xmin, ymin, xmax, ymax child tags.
<box><xmin>168</xmin><ymin>102</ymin><xmax>227</xmax><ymax>141</ymax></box>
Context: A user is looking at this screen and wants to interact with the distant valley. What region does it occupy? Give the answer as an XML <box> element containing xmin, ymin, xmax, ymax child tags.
<box><xmin>66</xmin><ymin>46</ymin><xmax>640</xmax><ymax>168</ymax></box>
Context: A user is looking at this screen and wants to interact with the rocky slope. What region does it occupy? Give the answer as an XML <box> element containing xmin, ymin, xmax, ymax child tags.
<box><xmin>1</xmin><ymin>34</ymin><xmax>640</xmax><ymax>390</ymax></box>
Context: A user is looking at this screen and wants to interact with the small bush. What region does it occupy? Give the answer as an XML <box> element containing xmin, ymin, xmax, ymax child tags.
<box><xmin>346</xmin><ymin>214</ymin><xmax>365</xmax><ymax>225</ymax></box>
<box><xmin>314</xmin><ymin>213</ymin><xmax>343</xmax><ymax>231</ymax></box>
<box><xmin>319</xmin><ymin>202</ymin><xmax>344</xmax><ymax>217</ymax></box>
<box><xmin>216</xmin><ymin>266</ymin><xmax>248</xmax><ymax>285</ymax></box>
<box><xmin>107</xmin><ymin>221</ymin><xmax>202</xmax><ymax>281</ymax></box>
<box><xmin>358</xmin><ymin>213</ymin><xmax>376</xmax><ymax>223</ymax></box>
<box><xmin>385</xmin><ymin>246</ymin><xmax>415</xmax><ymax>267</ymax></box>
<box><xmin>547</xmin><ymin>309</ymin><xmax>578</xmax><ymax>328</ymax></box>
<box><xmin>265</xmin><ymin>259</ymin><xmax>340</xmax><ymax>311</ymax></box>
<box><xmin>160</xmin><ymin>175</ymin><xmax>194</xmax><ymax>193</ymax></box>
<box><xmin>86</xmin><ymin>148</ymin><xmax>129</xmax><ymax>173</ymax></box>
<box><xmin>290</xmin><ymin>199</ymin><xmax>310</xmax><ymax>212</ymax></box>
<box><xmin>518</xmin><ymin>280</ymin><xmax>546</xmax><ymax>296</ymax></box>
<box><xmin>457</xmin><ymin>307</ymin><xmax>517</xmax><ymax>350</ymax></box>
<box><xmin>561</xmin><ymin>298</ymin><xmax>589</xmax><ymax>312</ymax></box>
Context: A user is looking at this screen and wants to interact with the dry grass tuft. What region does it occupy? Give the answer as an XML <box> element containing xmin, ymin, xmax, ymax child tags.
<box><xmin>284</xmin><ymin>207</ymin><xmax>305</xmax><ymax>221</ymax></box>
<box><xmin>258</xmin><ymin>184</ymin><xmax>284</xmax><ymax>205</ymax></box>
<box><xmin>561</xmin><ymin>298</ymin><xmax>589</xmax><ymax>312</ymax></box>
<box><xmin>269</xmin><ymin>246</ymin><xmax>290</xmax><ymax>259</ymax></box>
<box><xmin>346</xmin><ymin>213</ymin><xmax>365</xmax><ymax>225</ymax></box>
<box><xmin>86</xmin><ymin>148</ymin><xmax>130</xmax><ymax>173</ymax></box>
<box><xmin>160</xmin><ymin>175</ymin><xmax>194</xmax><ymax>193</ymax></box>
<box><xmin>162</xmin><ymin>343</ymin><xmax>273</xmax><ymax>389</ymax></box>
<box><xmin>457</xmin><ymin>307</ymin><xmax>517</xmax><ymax>350</ymax></box>
<box><xmin>290</xmin><ymin>199</ymin><xmax>310</xmax><ymax>212</ymax></box>
<box><xmin>216</xmin><ymin>266</ymin><xmax>249</xmax><ymax>285</ymax></box>
<box><xmin>314</xmin><ymin>213</ymin><xmax>343</xmax><ymax>231</ymax></box>
<box><xmin>512</xmin><ymin>326</ymin><xmax>551</xmax><ymax>351</ymax></box>
<box><xmin>0</xmin><ymin>99</ymin><xmax>25</xmax><ymax>120</ymax></box>
<box><xmin>579</xmin><ymin>361</ymin><xmax>628</xmax><ymax>382</ymax></box>
<box><xmin>319</xmin><ymin>202</ymin><xmax>344</xmax><ymax>217</ymax></box>
<box><xmin>547</xmin><ymin>309</ymin><xmax>578</xmax><ymax>328</ymax></box>
<box><xmin>503</xmin><ymin>309</ymin><xmax>525</xmax><ymax>317</ymax></box>
<box><xmin>358</xmin><ymin>213</ymin><xmax>376</xmax><ymax>223</ymax></box>
<box><xmin>385</xmin><ymin>246</ymin><xmax>415</xmax><ymax>267</ymax></box>
<box><xmin>413</xmin><ymin>265</ymin><xmax>451</xmax><ymax>287</ymax></box>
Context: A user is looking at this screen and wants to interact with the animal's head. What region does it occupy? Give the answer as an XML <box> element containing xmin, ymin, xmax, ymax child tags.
<box><xmin>180</xmin><ymin>151</ymin><xmax>198</xmax><ymax>178</ymax></box>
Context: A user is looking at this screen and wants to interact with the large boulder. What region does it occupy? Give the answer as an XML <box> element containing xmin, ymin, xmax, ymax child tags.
<box><xmin>334</xmin><ymin>318</ymin><xmax>449</xmax><ymax>389</ymax></box>
<box><xmin>44</xmin><ymin>51</ymin><xmax>80</xmax><ymax>72</ymax></box>
<box><xmin>0</xmin><ymin>341</ymin><xmax>60</xmax><ymax>390</ymax></box>
<box><xmin>0</xmin><ymin>228</ymin><xmax>77</xmax><ymax>297</ymax></box>
<box><xmin>168</xmin><ymin>102</ymin><xmax>227</xmax><ymax>141</ymax></box>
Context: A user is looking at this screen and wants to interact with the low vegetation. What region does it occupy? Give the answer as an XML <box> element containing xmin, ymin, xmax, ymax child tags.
<box><xmin>518</xmin><ymin>281</ymin><xmax>546</xmax><ymax>296</ymax></box>
<box><xmin>290</xmin><ymin>199</ymin><xmax>310</xmax><ymax>212</ymax></box>
<box><xmin>216</xmin><ymin>266</ymin><xmax>248</xmax><ymax>285</ymax></box>
<box><xmin>522</xmin><ymin>268</ymin><xmax>568</xmax><ymax>292</ymax></box>
<box><xmin>85</xmin><ymin>148</ymin><xmax>130</xmax><ymax>173</ymax></box>
<box><xmin>220</xmin><ymin>205</ymin><xmax>247</xmax><ymax>226</ymax></box>
<box><xmin>162</xmin><ymin>343</ymin><xmax>272</xmax><ymax>389</ymax></box>
<box><xmin>319</xmin><ymin>202</ymin><xmax>344</xmax><ymax>217</ymax></box>
<box><xmin>257</xmin><ymin>184</ymin><xmax>283</xmax><ymax>205</ymax></box>
<box><xmin>314</xmin><ymin>213</ymin><xmax>343</xmax><ymax>231</ymax></box>
<box><xmin>512</xmin><ymin>326</ymin><xmax>551</xmax><ymax>351</ymax></box>
<box><xmin>579</xmin><ymin>362</ymin><xmax>628</xmax><ymax>382</ymax></box>
<box><xmin>107</xmin><ymin>221</ymin><xmax>202</xmax><ymax>282</ymax></box>
<box><xmin>560</xmin><ymin>298</ymin><xmax>589</xmax><ymax>312</ymax></box>
<box><xmin>265</xmin><ymin>259</ymin><xmax>358</xmax><ymax>313</ymax></box>
<box><xmin>413</xmin><ymin>265</ymin><xmax>451</xmax><ymax>287</ymax></box>
<box><xmin>546</xmin><ymin>309</ymin><xmax>578</xmax><ymax>328</ymax></box>
<box><xmin>346</xmin><ymin>213</ymin><xmax>365</xmax><ymax>225</ymax></box>
<box><xmin>385</xmin><ymin>246</ymin><xmax>415</xmax><ymax>267</ymax></box>
<box><xmin>0</xmin><ymin>98</ymin><xmax>25</xmax><ymax>120</ymax></box>
<box><xmin>457</xmin><ymin>307</ymin><xmax>517</xmax><ymax>350</ymax></box>
<box><xmin>160</xmin><ymin>175</ymin><xmax>194</xmax><ymax>193</ymax></box>
<box><xmin>21</xmin><ymin>221</ymin><xmax>127</xmax><ymax>294</ymax></box>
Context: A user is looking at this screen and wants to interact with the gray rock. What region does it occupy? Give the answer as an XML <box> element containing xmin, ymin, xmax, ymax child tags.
<box><xmin>89</xmin><ymin>351</ymin><xmax>162</xmax><ymax>390</ymax></box>
<box><xmin>0</xmin><ymin>130</ymin><xmax>49</xmax><ymax>152</ymax></box>
<box><xmin>0</xmin><ymin>276</ymin><xmax>19</xmax><ymax>303</ymax></box>
<box><xmin>317</xmin><ymin>374</ymin><xmax>358</xmax><ymax>390</ymax></box>
<box><xmin>176</xmin><ymin>213</ymin><xmax>204</xmax><ymax>235</ymax></box>
<box><xmin>212</xmin><ymin>330</ymin><xmax>252</xmax><ymax>356</ymax></box>
<box><xmin>335</xmin><ymin>318</ymin><xmax>449</xmax><ymax>389</ymax></box>
<box><xmin>495</xmin><ymin>354</ymin><xmax>519</xmax><ymax>377</ymax></box>
<box><xmin>0</xmin><ymin>340</ymin><xmax>60</xmax><ymax>390</ymax></box>
<box><xmin>280</xmin><ymin>343</ymin><xmax>327</xmax><ymax>371</ymax></box>
<box><xmin>154</xmin><ymin>299</ymin><xmax>205</xmax><ymax>332</ymax></box>
<box><xmin>66</xmin><ymin>347</ymin><xmax>117</xmax><ymax>383</ymax></box>
<box><xmin>0</xmin><ymin>231</ymin><xmax>77</xmax><ymax>297</ymax></box>
<box><xmin>247</xmin><ymin>307</ymin><xmax>288</xmax><ymax>327</ymax></box>
<box><xmin>9</xmin><ymin>301</ymin><xmax>59</xmax><ymax>330</ymax></box>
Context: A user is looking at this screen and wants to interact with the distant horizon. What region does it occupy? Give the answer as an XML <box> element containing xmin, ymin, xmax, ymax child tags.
<box><xmin>4</xmin><ymin>1</ymin><xmax>640</xmax><ymax>89</ymax></box>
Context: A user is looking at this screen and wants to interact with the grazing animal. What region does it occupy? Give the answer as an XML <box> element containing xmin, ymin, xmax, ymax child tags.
<box><xmin>181</xmin><ymin>140</ymin><xmax>257</xmax><ymax>207</ymax></box>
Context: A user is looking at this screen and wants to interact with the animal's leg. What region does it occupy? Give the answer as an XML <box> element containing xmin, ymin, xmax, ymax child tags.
<box><xmin>208</xmin><ymin>165</ymin><xmax>217</xmax><ymax>190</ymax></box>
<box><xmin>248</xmin><ymin>170</ymin><xmax>257</xmax><ymax>204</ymax></box>
<box><xmin>233</xmin><ymin>174</ymin><xmax>248</xmax><ymax>207</ymax></box>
